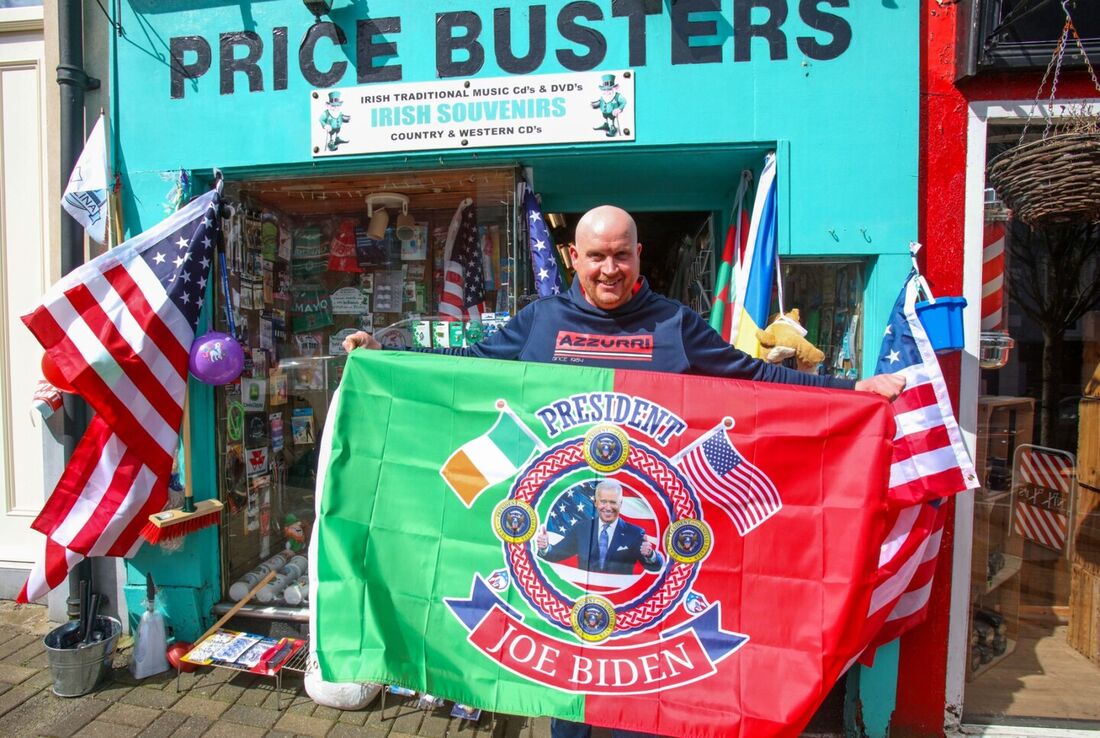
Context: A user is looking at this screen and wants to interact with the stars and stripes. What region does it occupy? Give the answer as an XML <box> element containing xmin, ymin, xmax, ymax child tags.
<box><xmin>439</xmin><ymin>198</ymin><xmax>485</xmax><ymax>321</ymax></box>
<box><xmin>523</xmin><ymin>189</ymin><xmax>563</xmax><ymax>297</ymax></box>
<box><xmin>17</xmin><ymin>187</ymin><xmax>221</xmax><ymax>603</ymax></box>
<box><xmin>860</xmin><ymin>269</ymin><xmax>977</xmax><ymax>657</ymax></box>
<box><xmin>543</xmin><ymin>481</ymin><xmax>657</xmax><ymax>592</ymax></box>
<box><xmin>673</xmin><ymin>423</ymin><xmax>782</xmax><ymax>536</ymax></box>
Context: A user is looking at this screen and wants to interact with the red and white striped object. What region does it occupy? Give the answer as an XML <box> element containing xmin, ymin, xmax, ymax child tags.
<box><xmin>1018</xmin><ymin>446</ymin><xmax>1072</xmax><ymax>494</ymax></box>
<box><xmin>1014</xmin><ymin>501</ymin><xmax>1068</xmax><ymax>551</ymax></box>
<box><xmin>982</xmin><ymin>222</ymin><xmax>1006</xmax><ymax>331</ymax></box>
<box><xmin>438</xmin><ymin>198</ymin><xmax>484</xmax><ymax>321</ymax></box>
<box><xmin>1013</xmin><ymin>446</ymin><xmax>1074</xmax><ymax>552</ymax></box>
<box><xmin>17</xmin><ymin>188</ymin><xmax>220</xmax><ymax>602</ymax></box>
<box><xmin>858</xmin><ymin>271</ymin><xmax>979</xmax><ymax>661</ymax></box>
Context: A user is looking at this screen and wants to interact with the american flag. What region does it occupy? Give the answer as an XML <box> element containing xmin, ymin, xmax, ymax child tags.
<box><xmin>543</xmin><ymin>481</ymin><xmax>657</xmax><ymax>592</ymax></box>
<box><xmin>523</xmin><ymin>189</ymin><xmax>563</xmax><ymax>297</ymax></box>
<box><xmin>17</xmin><ymin>187</ymin><xmax>221</xmax><ymax>602</ymax></box>
<box><xmin>439</xmin><ymin>198</ymin><xmax>484</xmax><ymax>321</ymax></box>
<box><xmin>860</xmin><ymin>269</ymin><xmax>977</xmax><ymax>657</ymax></box>
<box><xmin>673</xmin><ymin>423</ymin><xmax>782</xmax><ymax>536</ymax></box>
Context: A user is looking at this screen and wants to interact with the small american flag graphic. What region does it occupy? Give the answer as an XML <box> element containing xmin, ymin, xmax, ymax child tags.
<box><xmin>673</xmin><ymin>422</ymin><xmax>782</xmax><ymax>536</ymax></box>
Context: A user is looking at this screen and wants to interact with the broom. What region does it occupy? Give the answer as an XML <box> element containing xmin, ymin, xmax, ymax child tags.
<box><xmin>141</xmin><ymin>394</ymin><xmax>223</xmax><ymax>543</ymax></box>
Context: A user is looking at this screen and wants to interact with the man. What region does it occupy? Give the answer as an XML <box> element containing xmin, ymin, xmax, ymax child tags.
<box><xmin>536</xmin><ymin>480</ymin><xmax>662</xmax><ymax>575</ymax></box>
<box><xmin>343</xmin><ymin>205</ymin><xmax>904</xmax><ymax>738</ymax></box>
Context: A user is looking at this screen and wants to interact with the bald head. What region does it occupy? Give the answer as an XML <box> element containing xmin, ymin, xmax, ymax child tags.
<box><xmin>569</xmin><ymin>205</ymin><xmax>643</xmax><ymax>310</ymax></box>
<box><xmin>576</xmin><ymin>205</ymin><xmax>637</xmax><ymax>246</ymax></box>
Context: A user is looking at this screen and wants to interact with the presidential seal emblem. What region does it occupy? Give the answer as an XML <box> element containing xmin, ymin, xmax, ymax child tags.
<box><xmin>665</xmin><ymin>519</ymin><xmax>711</xmax><ymax>564</ymax></box>
<box><xmin>493</xmin><ymin>500</ymin><xmax>536</xmax><ymax>544</ymax></box>
<box><xmin>583</xmin><ymin>424</ymin><xmax>629</xmax><ymax>473</ymax></box>
<box><xmin>571</xmin><ymin>595</ymin><xmax>616</xmax><ymax>642</ymax></box>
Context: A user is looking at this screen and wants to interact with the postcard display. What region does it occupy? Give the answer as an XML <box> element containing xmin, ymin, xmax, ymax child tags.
<box><xmin>214</xmin><ymin>196</ymin><xmax>513</xmax><ymax>603</ymax></box>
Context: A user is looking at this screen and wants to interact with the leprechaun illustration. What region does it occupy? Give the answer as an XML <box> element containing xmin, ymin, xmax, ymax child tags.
<box><xmin>591</xmin><ymin>73</ymin><xmax>626</xmax><ymax>137</ymax></box>
<box><xmin>319</xmin><ymin>91</ymin><xmax>351</xmax><ymax>151</ymax></box>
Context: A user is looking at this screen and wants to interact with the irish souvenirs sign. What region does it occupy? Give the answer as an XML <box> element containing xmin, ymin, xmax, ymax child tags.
<box><xmin>312</xmin><ymin>352</ymin><xmax>894</xmax><ymax>738</ymax></box>
<box><xmin>311</xmin><ymin>69</ymin><xmax>635</xmax><ymax>156</ymax></box>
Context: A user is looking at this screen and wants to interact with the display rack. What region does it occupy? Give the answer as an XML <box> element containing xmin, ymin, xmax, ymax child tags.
<box><xmin>967</xmin><ymin>396</ymin><xmax>1034</xmax><ymax>680</ymax></box>
<box><xmin>177</xmin><ymin>629</ymin><xmax>306</xmax><ymax>709</ymax></box>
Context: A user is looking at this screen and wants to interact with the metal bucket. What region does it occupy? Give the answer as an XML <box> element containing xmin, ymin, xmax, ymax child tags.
<box><xmin>43</xmin><ymin>616</ymin><xmax>121</xmax><ymax>697</ymax></box>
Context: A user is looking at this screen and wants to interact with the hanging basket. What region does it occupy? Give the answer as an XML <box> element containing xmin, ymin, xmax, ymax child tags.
<box><xmin>987</xmin><ymin>129</ymin><xmax>1100</xmax><ymax>226</ymax></box>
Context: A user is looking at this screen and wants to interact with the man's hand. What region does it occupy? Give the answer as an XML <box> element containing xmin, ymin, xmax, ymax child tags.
<box><xmin>640</xmin><ymin>538</ymin><xmax>655</xmax><ymax>560</ymax></box>
<box><xmin>342</xmin><ymin>331</ymin><xmax>381</xmax><ymax>352</ymax></box>
<box><xmin>854</xmin><ymin>373</ymin><xmax>906</xmax><ymax>401</ymax></box>
<box><xmin>536</xmin><ymin>526</ymin><xmax>549</xmax><ymax>553</ymax></box>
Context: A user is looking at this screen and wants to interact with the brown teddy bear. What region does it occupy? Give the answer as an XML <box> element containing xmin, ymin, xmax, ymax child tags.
<box><xmin>755</xmin><ymin>309</ymin><xmax>825</xmax><ymax>373</ymax></box>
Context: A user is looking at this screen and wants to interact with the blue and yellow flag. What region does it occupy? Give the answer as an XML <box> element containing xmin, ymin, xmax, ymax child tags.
<box><xmin>730</xmin><ymin>153</ymin><xmax>778</xmax><ymax>357</ymax></box>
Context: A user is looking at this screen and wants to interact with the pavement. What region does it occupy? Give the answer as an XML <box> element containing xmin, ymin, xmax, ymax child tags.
<box><xmin>0</xmin><ymin>600</ymin><xmax>552</xmax><ymax>738</ymax></box>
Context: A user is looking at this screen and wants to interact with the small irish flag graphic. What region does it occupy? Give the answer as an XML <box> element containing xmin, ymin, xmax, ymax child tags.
<box><xmin>440</xmin><ymin>401</ymin><xmax>545</xmax><ymax>506</ymax></box>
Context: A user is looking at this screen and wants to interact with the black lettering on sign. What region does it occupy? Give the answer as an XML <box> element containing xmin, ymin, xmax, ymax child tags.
<box><xmin>299</xmin><ymin>22</ymin><xmax>348</xmax><ymax>88</ymax></box>
<box><xmin>558</xmin><ymin>1</ymin><xmax>607</xmax><ymax>71</ymax></box>
<box><xmin>733</xmin><ymin>0</ymin><xmax>788</xmax><ymax>62</ymax></box>
<box><xmin>437</xmin><ymin>11</ymin><xmax>485</xmax><ymax>78</ymax></box>
<box><xmin>672</xmin><ymin>0</ymin><xmax>723</xmax><ymax>65</ymax></box>
<box><xmin>495</xmin><ymin>6</ymin><xmax>547</xmax><ymax>74</ymax></box>
<box><xmin>357</xmin><ymin>17</ymin><xmax>402</xmax><ymax>83</ymax></box>
<box><xmin>220</xmin><ymin>32</ymin><xmax>264</xmax><ymax>94</ymax></box>
<box><xmin>797</xmin><ymin>0</ymin><xmax>851</xmax><ymax>61</ymax></box>
<box><xmin>611</xmin><ymin>0</ymin><xmax>660</xmax><ymax>67</ymax></box>
<box><xmin>272</xmin><ymin>27</ymin><xmax>289</xmax><ymax>91</ymax></box>
<box><xmin>170</xmin><ymin>35</ymin><xmax>211</xmax><ymax>99</ymax></box>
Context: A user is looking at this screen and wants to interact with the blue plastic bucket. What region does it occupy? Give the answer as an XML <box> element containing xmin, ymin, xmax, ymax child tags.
<box><xmin>914</xmin><ymin>297</ymin><xmax>967</xmax><ymax>353</ymax></box>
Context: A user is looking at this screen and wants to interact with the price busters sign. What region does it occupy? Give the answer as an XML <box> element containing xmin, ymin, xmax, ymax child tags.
<box><xmin>311</xmin><ymin>69</ymin><xmax>635</xmax><ymax>157</ymax></box>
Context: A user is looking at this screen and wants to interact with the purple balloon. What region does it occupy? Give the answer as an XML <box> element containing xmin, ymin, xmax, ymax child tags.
<box><xmin>189</xmin><ymin>331</ymin><xmax>245</xmax><ymax>385</ymax></box>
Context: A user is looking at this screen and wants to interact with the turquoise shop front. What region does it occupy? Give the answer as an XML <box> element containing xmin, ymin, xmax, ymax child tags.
<box><xmin>110</xmin><ymin>0</ymin><xmax>918</xmax><ymax>731</ymax></box>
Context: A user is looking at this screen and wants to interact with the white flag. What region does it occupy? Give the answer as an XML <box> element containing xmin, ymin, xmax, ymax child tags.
<box><xmin>61</xmin><ymin>114</ymin><xmax>109</xmax><ymax>244</ymax></box>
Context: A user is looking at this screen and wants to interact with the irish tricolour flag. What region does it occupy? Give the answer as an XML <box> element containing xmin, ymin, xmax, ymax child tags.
<box><xmin>440</xmin><ymin>402</ymin><xmax>545</xmax><ymax>506</ymax></box>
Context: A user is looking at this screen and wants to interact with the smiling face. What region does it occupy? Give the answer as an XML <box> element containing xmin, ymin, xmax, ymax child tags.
<box><xmin>569</xmin><ymin>206</ymin><xmax>641</xmax><ymax>311</ymax></box>
<box><xmin>594</xmin><ymin>482</ymin><xmax>623</xmax><ymax>525</ymax></box>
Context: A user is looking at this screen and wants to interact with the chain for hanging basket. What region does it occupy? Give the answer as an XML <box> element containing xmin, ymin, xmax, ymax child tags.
<box><xmin>987</xmin><ymin>0</ymin><xmax>1100</xmax><ymax>226</ymax></box>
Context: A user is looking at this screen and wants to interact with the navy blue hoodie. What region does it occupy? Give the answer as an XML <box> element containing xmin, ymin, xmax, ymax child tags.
<box><xmin>421</xmin><ymin>279</ymin><xmax>855</xmax><ymax>390</ymax></box>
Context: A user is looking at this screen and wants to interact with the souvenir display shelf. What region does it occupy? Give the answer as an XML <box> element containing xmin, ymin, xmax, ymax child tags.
<box><xmin>212</xmin><ymin>170</ymin><xmax>522</xmax><ymax>606</ymax></box>
<box><xmin>177</xmin><ymin>629</ymin><xmax>307</xmax><ymax>708</ymax></box>
<box><xmin>967</xmin><ymin>396</ymin><xmax>1034</xmax><ymax>680</ymax></box>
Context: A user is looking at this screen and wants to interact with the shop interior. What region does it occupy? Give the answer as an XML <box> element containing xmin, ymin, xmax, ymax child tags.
<box><xmin>962</xmin><ymin>122</ymin><xmax>1100</xmax><ymax>727</ymax></box>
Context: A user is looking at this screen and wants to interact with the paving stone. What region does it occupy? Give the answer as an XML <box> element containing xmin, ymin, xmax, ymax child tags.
<box><xmin>389</xmin><ymin>704</ymin><xmax>425</xmax><ymax>736</ymax></box>
<box><xmin>9</xmin><ymin>639</ymin><xmax>46</xmax><ymax>666</ymax></box>
<box><xmin>0</xmin><ymin>634</ymin><xmax>36</xmax><ymax>660</ymax></box>
<box><xmin>529</xmin><ymin>716</ymin><xmax>552</xmax><ymax>738</ymax></box>
<box><xmin>72</xmin><ymin>719</ymin><xmax>142</xmax><ymax>738</ymax></box>
<box><xmin>134</xmin><ymin>709</ymin><xmax>188</xmax><ymax>738</ymax></box>
<box><xmin>286</xmin><ymin>695</ymin><xmax>317</xmax><ymax>715</ymax></box>
<box><xmin>234</xmin><ymin>682</ymin><xmax>272</xmax><ymax>706</ymax></box>
<box><xmin>23</xmin><ymin>695</ymin><xmax>109</xmax><ymax>738</ymax></box>
<box><xmin>199</xmin><ymin>720</ymin><xmax>268</xmax><ymax>738</ymax></box>
<box><xmin>311</xmin><ymin>703</ymin><xmax>343</xmax><ymax>721</ymax></box>
<box><xmin>273</xmin><ymin>710</ymin><xmax>337</xmax><ymax>736</ymax></box>
<box><xmin>22</xmin><ymin>668</ymin><xmax>54</xmax><ymax>692</ymax></box>
<box><xmin>168</xmin><ymin>694</ymin><xmax>231</xmax><ymax>720</ymax></box>
<box><xmin>220</xmin><ymin>702</ymin><xmax>282</xmax><ymax>729</ymax></box>
<box><xmin>265</xmin><ymin>731</ymin><xmax>297</xmax><ymax>738</ymax></box>
<box><xmin>0</xmin><ymin>662</ymin><xmax>39</xmax><ymax>687</ymax></box>
<box><xmin>97</xmin><ymin>701</ymin><xmax>161</xmax><ymax>728</ymax></box>
<box><xmin>337</xmin><ymin>706</ymin><xmax>371</xmax><ymax>726</ymax></box>
<box><xmin>173</xmin><ymin>715</ymin><xmax>214</xmax><ymax>738</ymax></box>
<box><xmin>90</xmin><ymin>679</ymin><xmax>134</xmax><ymax>703</ymax></box>
<box><xmin>119</xmin><ymin>685</ymin><xmax>182</xmax><ymax>709</ymax></box>
<box><xmin>0</xmin><ymin>684</ymin><xmax>42</xmax><ymax>719</ymax></box>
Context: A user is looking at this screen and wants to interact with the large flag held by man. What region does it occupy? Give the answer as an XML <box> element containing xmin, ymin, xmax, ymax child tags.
<box><xmin>312</xmin><ymin>351</ymin><xmax>897</xmax><ymax>738</ymax></box>
<box><xmin>18</xmin><ymin>186</ymin><xmax>222</xmax><ymax>602</ymax></box>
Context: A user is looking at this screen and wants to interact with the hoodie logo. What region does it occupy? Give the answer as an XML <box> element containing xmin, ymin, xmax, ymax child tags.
<box><xmin>553</xmin><ymin>331</ymin><xmax>654</xmax><ymax>362</ymax></box>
